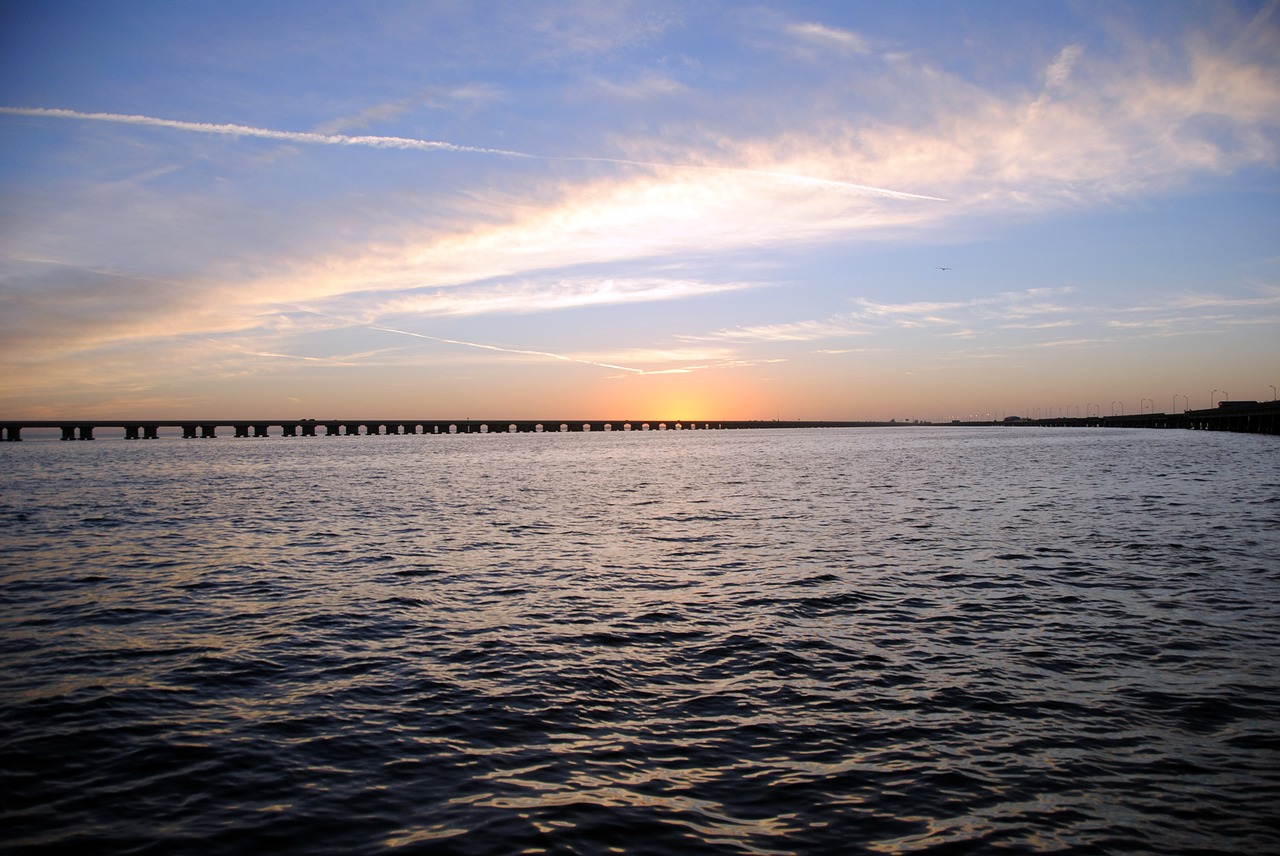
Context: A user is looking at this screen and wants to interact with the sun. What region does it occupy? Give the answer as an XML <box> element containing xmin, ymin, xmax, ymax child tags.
<box><xmin>593</xmin><ymin>373</ymin><xmax>770</xmax><ymax>421</ymax></box>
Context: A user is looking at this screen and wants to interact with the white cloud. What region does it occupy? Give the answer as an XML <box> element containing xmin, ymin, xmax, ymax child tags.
<box><xmin>586</xmin><ymin>72</ymin><xmax>688</xmax><ymax>99</ymax></box>
<box><xmin>1044</xmin><ymin>45</ymin><xmax>1083</xmax><ymax>90</ymax></box>
<box><xmin>1168</xmin><ymin>285</ymin><xmax>1280</xmax><ymax>308</ymax></box>
<box><xmin>786</xmin><ymin>22</ymin><xmax>870</xmax><ymax>54</ymax></box>
<box><xmin>367</xmin><ymin>277</ymin><xmax>756</xmax><ymax>319</ymax></box>
<box><xmin>685</xmin><ymin>317</ymin><xmax>869</xmax><ymax>343</ymax></box>
<box><xmin>999</xmin><ymin>320</ymin><xmax>1077</xmax><ymax>330</ymax></box>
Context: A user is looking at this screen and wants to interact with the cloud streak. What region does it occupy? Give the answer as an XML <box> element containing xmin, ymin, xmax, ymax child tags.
<box><xmin>372</xmin><ymin>277</ymin><xmax>757</xmax><ymax>319</ymax></box>
<box><xmin>787</xmin><ymin>22</ymin><xmax>870</xmax><ymax>54</ymax></box>
<box><xmin>0</xmin><ymin>106</ymin><xmax>531</xmax><ymax>157</ymax></box>
<box><xmin>366</xmin><ymin>323</ymin><xmax>646</xmax><ymax>374</ymax></box>
<box><xmin>0</xmin><ymin>106</ymin><xmax>947</xmax><ymax>201</ymax></box>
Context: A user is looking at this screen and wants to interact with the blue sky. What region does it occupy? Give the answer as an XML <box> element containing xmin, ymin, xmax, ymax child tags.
<box><xmin>1</xmin><ymin>0</ymin><xmax>1277</xmax><ymax>420</ymax></box>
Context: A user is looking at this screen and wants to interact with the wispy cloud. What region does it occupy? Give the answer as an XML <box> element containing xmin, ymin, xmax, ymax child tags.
<box><xmin>687</xmin><ymin>317</ymin><xmax>869</xmax><ymax>343</ymax></box>
<box><xmin>314</xmin><ymin>84</ymin><xmax>505</xmax><ymax>134</ymax></box>
<box><xmin>370</xmin><ymin>277</ymin><xmax>756</xmax><ymax>319</ymax></box>
<box><xmin>1167</xmin><ymin>285</ymin><xmax>1280</xmax><ymax>309</ymax></box>
<box><xmin>786</xmin><ymin>22</ymin><xmax>871</xmax><ymax>54</ymax></box>
<box><xmin>854</xmin><ymin>297</ymin><xmax>985</xmax><ymax>319</ymax></box>
<box><xmin>1037</xmin><ymin>338</ymin><xmax>1103</xmax><ymax>348</ymax></box>
<box><xmin>585</xmin><ymin>73</ymin><xmax>689</xmax><ymax>100</ymax></box>
<box><xmin>999</xmin><ymin>319</ymin><xmax>1077</xmax><ymax>330</ymax></box>
<box><xmin>1044</xmin><ymin>44</ymin><xmax>1083</xmax><ymax>90</ymax></box>
<box><xmin>679</xmin><ymin>284</ymin><xmax>1275</xmax><ymax>353</ymax></box>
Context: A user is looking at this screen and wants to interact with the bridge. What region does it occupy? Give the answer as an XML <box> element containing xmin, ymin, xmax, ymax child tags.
<box><xmin>1</xmin><ymin>400</ymin><xmax>1275</xmax><ymax>441</ymax></box>
<box><xmin>0</xmin><ymin>418</ymin><xmax>895</xmax><ymax>441</ymax></box>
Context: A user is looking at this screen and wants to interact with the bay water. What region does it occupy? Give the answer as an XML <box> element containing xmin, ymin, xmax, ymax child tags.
<box><xmin>2</xmin><ymin>427</ymin><xmax>1278</xmax><ymax>854</ymax></box>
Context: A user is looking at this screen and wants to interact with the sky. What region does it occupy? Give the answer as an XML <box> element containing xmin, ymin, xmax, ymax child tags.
<box><xmin>1</xmin><ymin>0</ymin><xmax>1277</xmax><ymax>422</ymax></box>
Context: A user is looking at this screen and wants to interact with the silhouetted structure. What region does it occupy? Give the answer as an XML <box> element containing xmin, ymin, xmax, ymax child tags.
<box><xmin>2</xmin><ymin>401</ymin><xmax>1276</xmax><ymax>441</ymax></box>
<box><xmin>966</xmin><ymin>399</ymin><xmax>1278</xmax><ymax>435</ymax></box>
<box><xmin>0</xmin><ymin>418</ymin><xmax>892</xmax><ymax>441</ymax></box>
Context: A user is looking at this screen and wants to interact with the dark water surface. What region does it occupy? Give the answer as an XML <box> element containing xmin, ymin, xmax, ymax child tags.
<box><xmin>2</xmin><ymin>427</ymin><xmax>1278</xmax><ymax>854</ymax></box>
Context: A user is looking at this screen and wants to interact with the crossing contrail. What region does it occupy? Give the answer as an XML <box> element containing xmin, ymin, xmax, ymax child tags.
<box><xmin>367</xmin><ymin>324</ymin><xmax>646</xmax><ymax>374</ymax></box>
<box><xmin>0</xmin><ymin>106</ymin><xmax>947</xmax><ymax>201</ymax></box>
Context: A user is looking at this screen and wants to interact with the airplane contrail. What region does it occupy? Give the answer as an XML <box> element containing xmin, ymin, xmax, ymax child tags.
<box><xmin>0</xmin><ymin>106</ymin><xmax>947</xmax><ymax>201</ymax></box>
<box><xmin>367</xmin><ymin>324</ymin><xmax>646</xmax><ymax>374</ymax></box>
<box><xmin>0</xmin><ymin>106</ymin><xmax>530</xmax><ymax>157</ymax></box>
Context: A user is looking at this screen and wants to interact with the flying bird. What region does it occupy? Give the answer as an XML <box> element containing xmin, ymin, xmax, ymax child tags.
<box><xmin>936</xmin><ymin>266</ymin><xmax>952</xmax><ymax>270</ymax></box>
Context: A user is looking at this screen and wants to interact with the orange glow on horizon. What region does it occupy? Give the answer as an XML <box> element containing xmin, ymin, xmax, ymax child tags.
<box><xmin>586</xmin><ymin>373</ymin><xmax>775</xmax><ymax>422</ymax></box>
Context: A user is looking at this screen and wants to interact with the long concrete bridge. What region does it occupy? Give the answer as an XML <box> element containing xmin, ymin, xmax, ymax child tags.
<box><xmin>0</xmin><ymin>418</ymin><xmax>895</xmax><ymax>441</ymax></box>
<box><xmin>1</xmin><ymin>401</ymin><xmax>1275</xmax><ymax>441</ymax></box>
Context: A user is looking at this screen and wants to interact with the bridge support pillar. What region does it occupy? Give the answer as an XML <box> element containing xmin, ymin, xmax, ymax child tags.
<box><xmin>124</xmin><ymin>425</ymin><xmax>140</xmax><ymax>440</ymax></box>
<box><xmin>234</xmin><ymin>424</ymin><xmax>250</xmax><ymax>438</ymax></box>
<box><xmin>326</xmin><ymin>423</ymin><xmax>341</xmax><ymax>436</ymax></box>
<box><xmin>200</xmin><ymin>425</ymin><xmax>217</xmax><ymax>439</ymax></box>
<box><xmin>253</xmin><ymin>424</ymin><xmax>270</xmax><ymax>438</ymax></box>
<box><xmin>182</xmin><ymin>424</ymin><xmax>198</xmax><ymax>439</ymax></box>
<box><xmin>281</xmin><ymin>424</ymin><xmax>298</xmax><ymax>437</ymax></box>
<box><xmin>300</xmin><ymin>423</ymin><xmax>317</xmax><ymax>437</ymax></box>
<box><xmin>144</xmin><ymin>426</ymin><xmax>159</xmax><ymax>439</ymax></box>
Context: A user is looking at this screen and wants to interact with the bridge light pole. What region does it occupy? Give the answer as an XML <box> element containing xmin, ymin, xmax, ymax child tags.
<box><xmin>1211</xmin><ymin>389</ymin><xmax>1218</xmax><ymax>408</ymax></box>
<box><xmin>1271</xmin><ymin>384</ymin><xmax>1276</xmax><ymax>401</ymax></box>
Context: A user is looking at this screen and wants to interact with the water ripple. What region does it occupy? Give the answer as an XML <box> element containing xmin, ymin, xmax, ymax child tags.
<box><xmin>1</xmin><ymin>428</ymin><xmax>1278</xmax><ymax>854</ymax></box>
